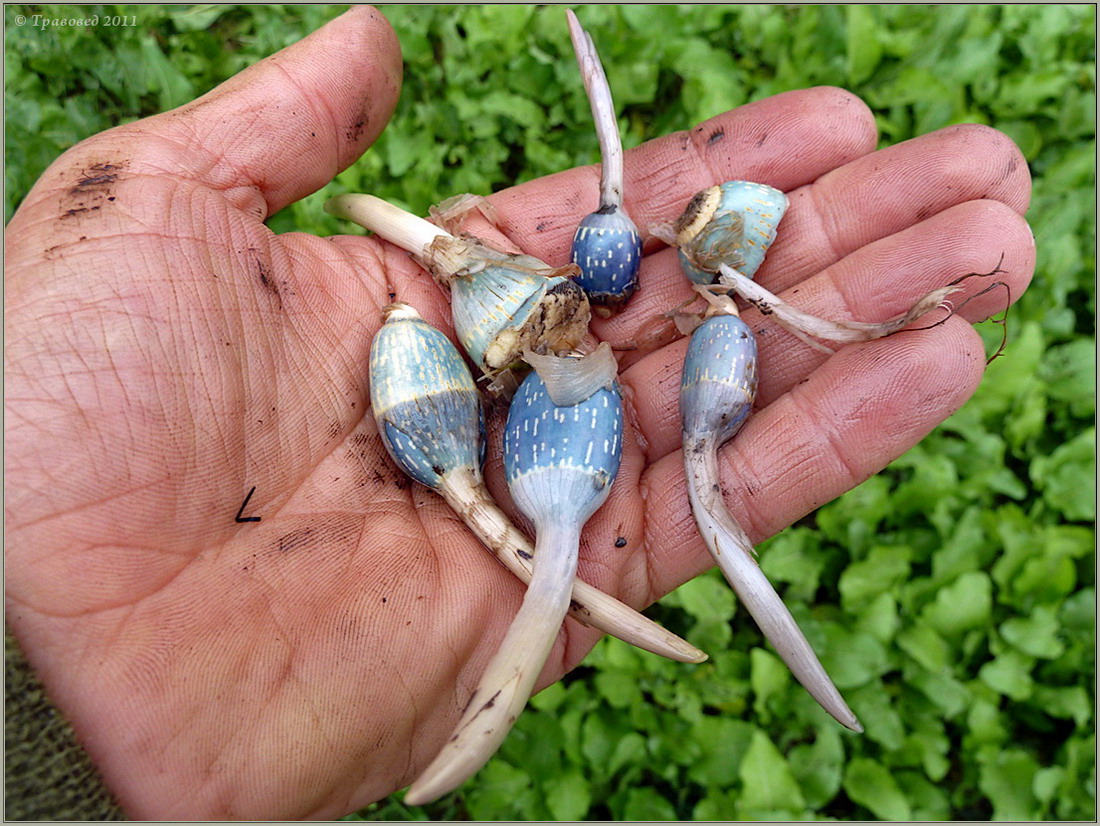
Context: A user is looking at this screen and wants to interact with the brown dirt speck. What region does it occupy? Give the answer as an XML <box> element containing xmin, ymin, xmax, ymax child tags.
<box><xmin>346</xmin><ymin>103</ymin><xmax>371</xmax><ymax>142</ymax></box>
<box><xmin>277</xmin><ymin>527</ymin><xmax>315</xmax><ymax>553</ymax></box>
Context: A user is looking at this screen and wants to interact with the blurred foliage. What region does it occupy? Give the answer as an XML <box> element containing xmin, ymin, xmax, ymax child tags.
<box><xmin>6</xmin><ymin>3</ymin><xmax>1095</xmax><ymax>821</ymax></box>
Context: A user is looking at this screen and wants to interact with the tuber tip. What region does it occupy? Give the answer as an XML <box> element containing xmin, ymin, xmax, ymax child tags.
<box><xmin>381</xmin><ymin>302</ymin><xmax>422</xmax><ymax>323</ymax></box>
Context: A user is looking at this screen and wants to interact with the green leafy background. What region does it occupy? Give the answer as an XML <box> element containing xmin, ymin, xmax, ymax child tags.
<box><xmin>6</xmin><ymin>4</ymin><xmax>1094</xmax><ymax>820</ymax></box>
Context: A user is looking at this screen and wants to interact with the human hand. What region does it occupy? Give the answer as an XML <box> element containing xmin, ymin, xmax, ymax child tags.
<box><xmin>4</xmin><ymin>6</ymin><xmax>1034</xmax><ymax>820</ymax></box>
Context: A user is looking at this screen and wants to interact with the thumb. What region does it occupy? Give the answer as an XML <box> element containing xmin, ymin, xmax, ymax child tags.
<box><xmin>162</xmin><ymin>5</ymin><xmax>402</xmax><ymax>216</ymax></box>
<box><xmin>21</xmin><ymin>6</ymin><xmax>402</xmax><ymax>221</ymax></box>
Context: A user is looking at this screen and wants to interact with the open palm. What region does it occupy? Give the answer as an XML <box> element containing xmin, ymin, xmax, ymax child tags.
<box><xmin>4</xmin><ymin>7</ymin><xmax>1034</xmax><ymax>820</ymax></box>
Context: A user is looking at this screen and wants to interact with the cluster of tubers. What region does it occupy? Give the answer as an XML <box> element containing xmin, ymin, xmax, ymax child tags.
<box><xmin>329</xmin><ymin>8</ymin><xmax>966</xmax><ymax>804</ymax></box>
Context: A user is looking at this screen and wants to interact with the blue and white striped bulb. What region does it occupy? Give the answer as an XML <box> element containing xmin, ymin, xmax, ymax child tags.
<box><xmin>566</xmin><ymin>9</ymin><xmax>642</xmax><ymax>315</ymax></box>
<box><xmin>570</xmin><ymin>205</ymin><xmax>642</xmax><ymax>313</ymax></box>
<box><xmin>406</xmin><ymin>365</ymin><xmax>625</xmax><ymax>805</ymax></box>
<box><xmin>680</xmin><ymin>313</ymin><xmax>758</xmax><ymax>445</ymax></box>
<box><xmin>675</xmin><ymin>181</ymin><xmax>788</xmax><ymax>285</ymax></box>
<box><xmin>504</xmin><ymin>369</ymin><xmax>623</xmax><ymax>530</ymax></box>
<box><xmin>369</xmin><ymin>303</ymin><xmax>485</xmax><ymax>489</ymax></box>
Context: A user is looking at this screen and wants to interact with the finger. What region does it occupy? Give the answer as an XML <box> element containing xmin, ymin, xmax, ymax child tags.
<box><xmin>483</xmin><ymin>86</ymin><xmax>878</xmax><ymax>265</ymax></box>
<box><xmin>32</xmin><ymin>7</ymin><xmax>402</xmax><ymax>221</ymax></box>
<box><xmin>329</xmin><ymin>87</ymin><xmax>875</xmax><ymax>361</ymax></box>
<box><xmin>172</xmin><ymin>6</ymin><xmax>402</xmax><ymax>216</ymax></box>
<box><xmin>637</xmin><ymin>316</ymin><xmax>987</xmax><ymax>597</ymax></box>
<box><xmin>592</xmin><ymin>123</ymin><xmax>1031</xmax><ymax>362</ymax></box>
<box><xmin>622</xmin><ymin>198</ymin><xmax>1035</xmax><ymax>462</ymax></box>
<box><xmin>748</xmin><ymin>199</ymin><xmax>1034</xmax><ymax>402</ymax></box>
<box><xmin>763</xmin><ymin>123</ymin><xmax>1032</xmax><ymax>294</ymax></box>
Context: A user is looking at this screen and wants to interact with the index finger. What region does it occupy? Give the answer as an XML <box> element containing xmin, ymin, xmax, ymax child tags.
<box><xmin>482</xmin><ymin>86</ymin><xmax>878</xmax><ymax>265</ymax></box>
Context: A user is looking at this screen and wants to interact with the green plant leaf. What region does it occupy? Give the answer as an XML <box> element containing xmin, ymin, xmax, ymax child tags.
<box><xmin>462</xmin><ymin>760</ymin><xmax>537</xmax><ymax>820</ymax></box>
<box><xmin>672</xmin><ymin>568</ymin><xmax>736</xmax><ymax>623</ymax></box>
<box><xmin>1030</xmin><ymin>427</ymin><xmax>1096</xmax><ymax>521</ymax></box>
<box><xmin>855</xmin><ymin>592</ymin><xmax>900</xmax><ymax>643</ymax></box>
<box><xmin>819</xmin><ymin>624</ymin><xmax>890</xmax><ymax>689</ymax></box>
<box><xmin>528</xmin><ymin>680</ymin><xmax>566</xmax><ymax>713</ymax></box>
<box><xmin>980</xmin><ymin>648</ymin><xmax>1036</xmax><ymax>700</ymax></box>
<box><xmin>843</xmin><ymin>758</ymin><xmax>912</xmax><ymax>820</ymax></box>
<box><xmin>1000</xmin><ymin>604</ymin><xmax>1066</xmax><ymax>659</ymax></box>
<box><xmin>1031</xmin><ymin>685</ymin><xmax>1093</xmax><ymax>727</ymax></box>
<box><xmin>580</xmin><ymin>711</ymin><xmax>629</xmax><ymax>772</ymax></box>
<box><xmin>170</xmin><ymin>5</ymin><xmax>232</xmax><ymax>32</ymax></box>
<box><xmin>687</xmin><ymin>717</ymin><xmax>754</xmax><ymax>787</ymax></box>
<box><xmin>848</xmin><ymin>682</ymin><xmax>905</xmax><ymax>750</ymax></box>
<box><xmin>738</xmin><ymin>728</ymin><xmax>805</xmax><ymax>814</ymax></box>
<box><xmin>1039</xmin><ymin>338</ymin><xmax>1096</xmax><ymax>418</ymax></box>
<box><xmin>846</xmin><ymin>6</ymin><xmax>883</xmax><ymax>85</ymax></box>
<box><xmin>594</xmin><ymin>669</ymin><xmax>642</xmax><ymax>710</ymax></box>
<box><xmin>838</xmin><ymin>545</ymin><xmax>911</xmax><ymax>611</ymax></box>
<box><xmin>920</xmin><ymin>571</ymin><xmax>993</xmax><ymax>637</ymax></box>
<box><xmin>620</xmin><ymin>787</ymin><xmax>678</xmax><ymax>821</ymax></box>
<box><xmin>788</xmin><ymin>726</ymin><xmax>844</xmax><ymax>809</ymax></box>
<box><xmin>897</xmin><ymin>622</ymin><xmax>951</xmax><ymax>672</ymax></box>
<box><xmin>139</xmin><ymin>33</ymin><xmax>196</xmax><ymax>111</ymax></box>
<box><xmin>749</xmin><ymin>647</ymin><xmax>791</xmax><ymax>721</ymax></box>
<box><xmin>1033</xmin><ymin>765</ymin><xmax>1066</xmax><ymax>816</ymax></box>
<box><xmin>691</xmin><ymin>789</ymin><xmax>739</xmax><ymax>821</ymax></box>
<box><xmin>896</xmin><ymin>770</ymin><xmax>952</xmax><ymax>820</ymax></box>
<box><xmin>966</xmin><ymin>697</ymin><xmax>1010</xmax><ymax>746</ymax></box>
<box><xmin>909</xmin><ymin>669</ymin><xmax>972</xmax><ymax>720</ymax></box>
<box><xmin>607</xmin><ymin>731</ymin><xmax>647</xmax><ymax>777</ymax></box>
<box><xmin>978</xmin><ymin>748</ymin><xmax>1041</xmax><ymax>820</ymax></box>
<box><xmin>543</xmin><ymin>770</ymin><xmax>591</xmax><ymax>821</ymax></box>
<box><xmin>759</xmin><ymin>527</ymin><xmax>828</xmax><ymax>600</ymax></box>
<box><xmin>903</xmin><ymin>725</ymin><xmax>952</xmax><ymax>782</ymax></box>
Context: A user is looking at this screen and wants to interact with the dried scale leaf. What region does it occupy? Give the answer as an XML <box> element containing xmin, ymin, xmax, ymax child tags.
<box><xmin>522</xmin><ymin>342</ymin><xmax>619</xmax><ymax>407</ymax></box>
